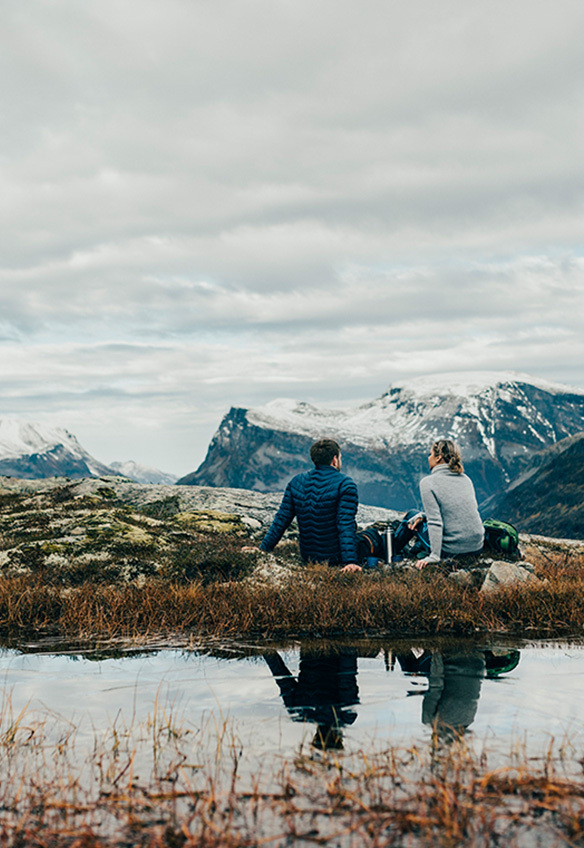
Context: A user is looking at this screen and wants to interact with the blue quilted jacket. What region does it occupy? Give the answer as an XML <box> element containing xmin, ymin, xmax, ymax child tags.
<box><xmin>260</xmin><ymin>465</ymin><xmax>359</xmax><ymax>565</ymax></box>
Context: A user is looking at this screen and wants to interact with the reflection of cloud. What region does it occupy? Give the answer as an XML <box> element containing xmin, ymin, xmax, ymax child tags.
<box><xmin>2</xmin><ymin>0</ymin><xmax>584</xmax><ymax>470</ymax></box>
<box><xmin>0</xmin><ymin>651</ymin><xmax>278</xmax><ymax>737</ymax></box>
<box><xmin>3</xmin><ymin>645</ymin><xmax>584</xmax><ymax>764</ymax></box>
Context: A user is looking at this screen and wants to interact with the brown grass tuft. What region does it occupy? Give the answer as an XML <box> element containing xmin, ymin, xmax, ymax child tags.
<box><xmin>1</xmin><ymin>700</ymin><xmax>583</xmax><ymax>847</ymax></box>
<box><xmin>0</xmin><ymin>541</ymin><xmax>583</xmax><ymax>641</ymax></box>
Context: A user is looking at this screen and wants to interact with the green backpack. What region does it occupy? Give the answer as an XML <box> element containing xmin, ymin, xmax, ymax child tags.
<box><xmin>483</xmin><ymin>518</ymin><xmax>520</xmax><ymax>556</ymax></box>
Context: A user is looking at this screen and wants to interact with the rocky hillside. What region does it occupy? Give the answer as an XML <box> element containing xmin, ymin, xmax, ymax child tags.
<box><xmin>178</xmin><ymin>372</ymin><xmax>584</xmax><ymax>510</ymax></box>
<box><xmin>481</xmin><ymin>432</ymin><xmax>584</xmax><ymax>540</ymax></box>
<box><xmin>0</xmin><ymin>419</ymin><xmax>116</xmax><ymax>479</ymax></box>
<box><xmin>0</xmin><ymin>475</ymin><xmax>398</xmax><ymax>585</ymax></box>
<box><xmin>1</xmin><ymin>475</ymin><xmax>581</xmax><ymax>602</ymax></box>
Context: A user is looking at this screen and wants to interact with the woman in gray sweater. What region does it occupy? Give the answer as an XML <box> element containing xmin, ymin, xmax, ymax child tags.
<box><xmin>394</xmin><ymin>439</ymin><xmax>484</xmax><ymax>569</ymax></box>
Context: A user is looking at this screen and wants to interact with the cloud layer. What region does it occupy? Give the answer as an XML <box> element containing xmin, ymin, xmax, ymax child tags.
<box><xmin>2</xmin><ymin>0</ymin><xmax>584</xmax><ymax>473</ymax></box>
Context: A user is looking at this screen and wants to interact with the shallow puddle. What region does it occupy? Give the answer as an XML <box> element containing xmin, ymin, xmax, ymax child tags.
<box><xmin>2</xmin><ymin>638</ymin><xmax>584</xmax><ymax>761</ymax></box>
<box><xmin>3</xmin><ymin>638</ymin><xmax>584</xmax><ymax>846</ymax></box>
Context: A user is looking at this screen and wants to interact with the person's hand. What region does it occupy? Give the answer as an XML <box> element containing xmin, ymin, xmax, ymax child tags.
<box><xmin>341</xmin><ymin>563</ymin><xmax>362</xmax><ymax>573</ymax></box>
<box><xmin>408</xmin><ymin>514</ymin><xmax>424</xmax><ymax>531</ymax></box>
<box><xmin>415</xmin><ymin>558</ymin><xmax>431</xmax><ymax>570</ymax></box>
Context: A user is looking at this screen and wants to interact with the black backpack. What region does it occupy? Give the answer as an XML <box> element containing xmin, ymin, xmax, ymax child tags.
<box><xmin>483</xmin><ymin>519</ymin><xmax>520</xmax><ymax>557</ymax></box>
<box><xmin>356</xmin><ymin>526</ymin><xmax>387</xmax><ymax>562</ymax></box>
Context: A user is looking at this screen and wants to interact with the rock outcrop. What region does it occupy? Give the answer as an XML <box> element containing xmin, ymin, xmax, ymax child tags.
<box><xmin>480</xmin><ymin>561</ymin><xmax>540</xmax><ymax>594</ymax></box>
<box><xmin>0</xmin><ymin>475</ymin><xmax>399</xmax><ymax>585</ymax></box>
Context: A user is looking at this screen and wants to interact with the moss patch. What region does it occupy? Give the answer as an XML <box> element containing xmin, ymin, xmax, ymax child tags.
<box><xmin>173</xmin><ymin>510</ymin><xmax>247</xmax><ymax>534</ymax></box>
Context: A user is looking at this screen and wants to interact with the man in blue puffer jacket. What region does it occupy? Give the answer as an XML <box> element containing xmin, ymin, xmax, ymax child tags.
<box><xmin>260</xmin><ymin>439</ymin><xmax>361</xmax><ymax>573</ymax></box>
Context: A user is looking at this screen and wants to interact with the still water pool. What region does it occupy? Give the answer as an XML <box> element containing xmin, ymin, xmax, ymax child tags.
<box><xmin>1</xmin><ymin>639</ymin><xmax>584</xmax><ymax>761</ymax></box>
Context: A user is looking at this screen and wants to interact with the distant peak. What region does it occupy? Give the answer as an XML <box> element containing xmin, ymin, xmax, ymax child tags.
<box><xmin>0</xmin><ymin>417</ymin><xmax>79</xmax><ymax>458</ymax></box>
<box><xmin>263</xmin><ymin>398</ymin><xmax>322</xmax><ymax>413</ymax></box>
<box><xmin>386</xmin><ymin>371</ymin><xmax>584</xmax><ymax>397</ymax></box>
<box><xmin>109</xmin><ymin>460</ymin><xmax>178</xmax><ymax>485</ymax></box>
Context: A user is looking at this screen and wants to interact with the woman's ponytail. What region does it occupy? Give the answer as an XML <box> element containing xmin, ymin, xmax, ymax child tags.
<box><xmin>432</xmin><ymin>439</ymin><xmax>464</xmax><ymax>474</ymax></box>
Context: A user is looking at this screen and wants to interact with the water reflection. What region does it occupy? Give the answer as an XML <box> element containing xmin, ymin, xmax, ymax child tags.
<box><xmin>0</xmin><ymin>637</ymin><xmax>531</xmax><ymax>757</ymax></box>
<box><xmin>264</xmin><ymin>648</ymin><xmax>359</xmax><ymax>749</ymax></box>
<box><xmin>397</xmin><ymin>649</ymin><xmax>484</xmax><ymax>744</ymax></box>
<box><xmin>398</xmin><ymin>648</ymin><xmax>520</xmax><ymax>744</ymax></box>
<box><xmin>264</xmin><ymin>644</ymin><xmax>521</xmax><ymax>749</ymax></box>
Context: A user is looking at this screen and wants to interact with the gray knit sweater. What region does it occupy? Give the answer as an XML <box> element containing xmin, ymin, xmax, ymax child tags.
<box><xmin>419</xmin><ymin>464</ymin><xmax>484</xmax><ymax>562</ymax></box>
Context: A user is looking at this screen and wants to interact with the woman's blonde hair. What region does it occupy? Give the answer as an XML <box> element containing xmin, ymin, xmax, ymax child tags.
<box><xmin>432</xmin><ymin>439</ymin><xmax>464</xmax><ymax>474</ymax></box>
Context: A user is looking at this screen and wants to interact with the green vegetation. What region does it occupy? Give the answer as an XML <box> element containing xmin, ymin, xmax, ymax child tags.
<box><xmin>0</xmin><ymin>481</ymin><xmax>255</xmax><ymax>592</ymax></box>
<box><xmin>0</xmin><ymin>479</ymin><xmax>583</xmax><ymax>641</ymax></box>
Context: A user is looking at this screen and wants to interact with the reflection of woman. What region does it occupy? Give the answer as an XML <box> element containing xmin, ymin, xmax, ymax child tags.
<box><xmin>394</xmin><ymin>440</ymin><xmax>484</xmax><ymax>569</ymax></box>
<box><xmin>421</xmin><ymin>652</ymin><xmax>485</xmax><ymax>742</ymax></box>
<box><xmin>397</xmin><ymin>647</ymin><xmax>520</xmax><ymax>743</ymax></box>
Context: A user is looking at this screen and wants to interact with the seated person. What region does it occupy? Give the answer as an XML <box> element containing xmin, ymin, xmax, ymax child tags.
<box><xmin>259</xmin><ymin>438</ymin><xmax>361</xmax><ymax>573</ymax></box>
<box><xmin>393</xmin><ymin>439</ymin><xmax>484</xmax><ymax>569</ymax></box>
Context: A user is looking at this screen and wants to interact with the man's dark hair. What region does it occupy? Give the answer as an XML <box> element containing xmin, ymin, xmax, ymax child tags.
<box><xmin>310</xmin><ymin>438</ymin><xmax>341</xmax><ymax>467</ymax></box>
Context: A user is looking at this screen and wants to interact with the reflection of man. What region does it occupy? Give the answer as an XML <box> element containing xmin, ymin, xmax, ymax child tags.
<box><xmin>259</xmin><ymin>439</ymin><xmax>361</xmax><ymax>573</ymax></box>
<box><xmin>264</xmin><ymin>649</ymin><xmax>359</xmax><ymax>749</ymax></box>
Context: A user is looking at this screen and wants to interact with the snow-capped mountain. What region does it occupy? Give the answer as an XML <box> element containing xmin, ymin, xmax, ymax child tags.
<box><xmin>178</xmin><ymin>372</ymin><xmax>584</xmax><ymax>509</ymax></box>
<box><xmin>0</xmin><ymin>419</ymin><xmax>115</xmax><ymax>479</ymax></box>
<box><xmin>109</xmin><ymin>460</ymin><xmax>178</xmax><ymax>486</ymax></box>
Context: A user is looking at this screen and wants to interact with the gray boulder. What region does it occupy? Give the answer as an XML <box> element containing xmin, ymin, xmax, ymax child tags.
<box><xmin>480</xmin><ymin>560</ymin><xmax>539</xmax><ymax>594</ymax></box>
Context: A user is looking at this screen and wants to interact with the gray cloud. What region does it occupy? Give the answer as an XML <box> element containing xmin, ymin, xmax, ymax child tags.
<box><xmin>1</xmin><ymin>0</ymin><xmax>584</xmax><ymax>472</ymax></box>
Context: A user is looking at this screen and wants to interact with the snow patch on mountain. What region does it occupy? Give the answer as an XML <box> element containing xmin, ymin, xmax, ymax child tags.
<box><xmin>388</xmin><ymin>371</ymin><xmax>582</xmax><ymax>398</ymax></box>
<box><xmin>247</xmin><ymin>372</ymin><xmax>584</xmax><ymax>451</ymax></box>
<box><xmin>0</xmin><ymin>418</ymin><xmax>114</xmax><ymax>478</ymax></box>
<box><xmin>0</xmin><ymin>419</ymin><xmax>80</xmax><ymax>458</ymax></box>
<box><xmin>109</xmin><ymin>460</ymin><xmax>178</xmax><ymax>486</ymax></box>
<box><xmin>178</xmin><ymin>370</ymin><xmax>584</xmax><ymax>508</ymax></box>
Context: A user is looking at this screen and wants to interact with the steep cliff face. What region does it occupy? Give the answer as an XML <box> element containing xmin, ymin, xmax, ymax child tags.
<box><xmin>179</xmin><ymin>373</ymin><xmax>584</xmax><ymax>510</ymax></box>
<box><xmin>0</xmin><ymin>419</ymin><xmax>115</xmax><ymax>479</ymax></box>
<box><xmin>481</xmin><ymin>432</ymin><xmax>584</xmax><ymax>539</ymax></box>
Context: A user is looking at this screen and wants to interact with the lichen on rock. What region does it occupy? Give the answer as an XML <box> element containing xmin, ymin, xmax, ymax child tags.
<box><xmin>173</xmin><ymin>510</ymin><xmax>247</xmax><ymax>535</ymax></box>
<box><xmin>480</xmin><ymin>561</ymin><xmax>540</xmax><ymax>594</ymax></box>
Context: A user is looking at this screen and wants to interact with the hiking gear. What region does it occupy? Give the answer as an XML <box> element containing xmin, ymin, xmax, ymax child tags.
<box><xmin>393</xmin><ymin>510</ymin><xmax>432</xmax><ymax>558</ymax></box>
<box><xmin>385</xmin><ymin>525</ymin><xmax>392</xmax><ymax>564</ymax></box>
<box><xmin>356</xmin><ymin>526</ymin><xmax>385</xmax><ymax>562</ymax></box>
<box><xmin>484</xmin><ymin>649</ymin><xmax>521</xmax><ymax>678</ymax></box>
<box><xmin>482</xmin><ymin>519</ymin><xmax>520</xmax><ymax>556</ymax></box>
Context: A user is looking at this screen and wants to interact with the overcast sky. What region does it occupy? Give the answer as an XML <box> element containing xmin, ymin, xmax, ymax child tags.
<box><xmin>2</xmin><ymin>0</ymin><xmax>584</xmax><ymax>475</ymax></box>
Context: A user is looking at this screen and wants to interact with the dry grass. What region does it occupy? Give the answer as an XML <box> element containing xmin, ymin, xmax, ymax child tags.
<box><xmin>0</xmin><ymin>541</ymin><xmax>583</xmax><ymax>641</ymax></box>
<box><xmin>1</xmin><ymin>697</ymin><xmax>584</xmax><ymax>847</ymax></box>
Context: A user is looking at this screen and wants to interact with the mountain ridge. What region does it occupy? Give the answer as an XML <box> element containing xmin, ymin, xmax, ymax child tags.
<box><xmin>109</xmin><ymin>460</ymin><xmax>178</xmax><ymax>486</ymax></box>
<box><xmin>481</xmin><ymin>431</ymin><xmax>584</xmax><ymax>540</ymax></box>
<box><xmin>179</xmin><ymin>372</ymin><xmax>584</xmax><ymax>510</ymax></box>
<box><xmin>0</xmin><ymin>418</ymin><xmax>115</xmax><ymax>479</ymax></box>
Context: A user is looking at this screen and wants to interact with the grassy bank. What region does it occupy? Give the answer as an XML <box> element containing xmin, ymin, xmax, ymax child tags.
<box><xmin>0</xmin><ymin>540</ymin><xmax>583</xmax><ymax>641</ymax></box>
<box><xmin>1</xmin><ymin>478</ymin><xmax>584</xmax><ymax>641</ymax></box>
